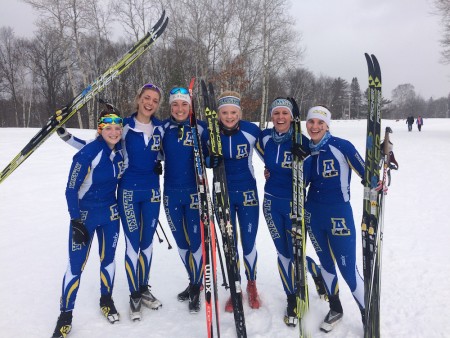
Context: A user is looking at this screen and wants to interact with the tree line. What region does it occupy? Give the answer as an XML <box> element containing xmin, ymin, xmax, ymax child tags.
<box><xmin>0</xmin><ymin>0</ymin><xmax>449</xmax><ymax>129</ymax></box>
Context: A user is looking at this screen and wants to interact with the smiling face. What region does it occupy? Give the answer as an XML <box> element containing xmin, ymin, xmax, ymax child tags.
<box><xmin>170</xmin><ymin>99</ymin><xmax>190</xmax><ymax>122</ymax></box>
<box><xmin>218</xmin><ymin>106</ymin><xmax>240</xmax><ymax>129</ymax></box>
<box><xmin>272</xmin><ymin>108</ymin><xmax>292</xmax><ymax>133</ymax></box>
<box><xmin>100</xmin><ymin>124</ymin><xmax>123</xmax><ymax>149</ymax></box>
<box><xmin>306</xmin><ymin>118</ymin><xmax>328</xmax><ymax>144</ymax></box>
<box><xmin>136</xmin><ymin>88</ymin><xmax>161</xmax><ymax>123</ymax></box>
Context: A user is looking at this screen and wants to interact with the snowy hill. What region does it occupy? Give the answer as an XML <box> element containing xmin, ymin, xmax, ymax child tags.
<box><xmin>1</xmin><ymin>118</ymin><xmax>449</xmax><ymax>337</ymax></box>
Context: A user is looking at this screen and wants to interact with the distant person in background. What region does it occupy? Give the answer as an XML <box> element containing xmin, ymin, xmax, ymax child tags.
<box><xmin>406</xmin><ymin>116</ymin><xmax>414</xmax><ymax>131</ymax></box>
<box><xmin>416</xmin><ymin>115</ymin><xmax>424</xmax><ymax>131</ymax></box>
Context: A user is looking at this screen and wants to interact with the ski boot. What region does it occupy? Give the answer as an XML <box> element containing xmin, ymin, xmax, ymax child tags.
<box><xmin>129</xmin><ymin>292</ymin><xmax>142</xmax><ymax>321</ymax></box>
<box><xmin>51</xmin><ymin>311</ymin><xmax>72</xmax><ymax>338</ymax></box>
<box><xmin>320</xmin><ymin>294</ymin><xmax>343</xmax><ymax>332</ymax></box>
<box><xmin>283</xmin><ymin>294</ymin><xmax>298</xmax><ymax>327</ymax></box>
<box><xmin>140</xmin><ymin>285</ymin><xmax>162</xmax><ymax>310</ymax></box>
<box><xmin>100</xmin><ymin>294</ymin><xmax>119</xmax><ymax>323</ymax></box>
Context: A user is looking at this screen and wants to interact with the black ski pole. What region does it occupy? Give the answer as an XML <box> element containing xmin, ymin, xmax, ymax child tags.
<box><xmin>155</xmin><ymin>228</ymin><xmax>163</xmax><ymax>243</ymax></box>
<box><xmin>158</xmin><ymin>221</ymin><xmax>172</xmax><ymax>250</ymax></box>
<box><xmin>215</xmin><ymin>234</ymin><xmax>229</xmax><ymax>289</ymax></box>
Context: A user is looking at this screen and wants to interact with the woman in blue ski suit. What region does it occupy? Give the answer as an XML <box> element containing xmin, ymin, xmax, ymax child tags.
<box><xmin>159</xmin><ymin>87</ymin><xmax>210</xmax><ymax>313</ymax></box>
<box><xmin>118</xmin><ymin>84</ymin><xmax>165</xmax><ymax>320</ymax></box>
<box><xmin>51</xmin><ymin>112</ymin><xmax>124</xmax><ymax>338</ymax></box>
<box><xmin>216</xmin><ymin>91</ymin><xmax>262</xmax><ymax>312</ymax></box>
<box><xmin>255</xmin><ymin>98</ymin><xmax>309</xmax><ymax>327</ymax></box>
<box><xmin>303</xmin><ymin>105</ymin><xmax>365</xmax><ymax>332</ymax></box>
<box><xmin>57</xmin><ymin>84</ymin><xmax>165</xmax><ymax>321</ymax></box>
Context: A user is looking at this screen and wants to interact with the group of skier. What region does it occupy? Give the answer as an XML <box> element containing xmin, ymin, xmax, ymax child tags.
<box><xmin>51</xmin><ymin>82</ymin><xmax>374</xmax><ymax>338</ymax></box>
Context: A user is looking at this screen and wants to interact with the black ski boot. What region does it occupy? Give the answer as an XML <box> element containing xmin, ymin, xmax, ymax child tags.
<box><xmin>188</xmin><ymin>284</ymin><xmax>201</xmax><ymax>313</ymax></box>
<box><xmin>100</xmin><ymin>294</ymin><xmax>120</xmax><ymax>323</ymax></box>
<box><xmin>177</xmin><ymin>283</ymin><xmax>191</xmax><ymax>302</ymax></box>
<box><xmin>51</xmin><ymin>311</ymin><xmax>73</xmax><ymax>338</ymax></box>
<box><xmin>283</xmin><ymin>294</ymin><xmax>298</xmax><ymax>327</ymax></box>
<box><xmin>320</xmin><ymin>294</ymin><xmax>343</xmax><ymax>332</ymax></box>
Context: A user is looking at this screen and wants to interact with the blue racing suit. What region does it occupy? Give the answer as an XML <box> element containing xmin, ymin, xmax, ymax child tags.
<box><xmin>160</xmin><ymin>118</ymin><xmax>209</xmax><ymax>287</ymax></box>
<box><xmin>119</xmin><ymin>113</ymin><xmax>163</xmax><ymax>295</ymax></box>
<box><xmin>304</xmin><ymin>134</ymin><xmax>365</xmax><ymax>309</ymax></box>
<box><xmin>256</xmin><ymin>127</ymin><xmax>309</xmax><ymax>296</ymax></box>
<box><xmin>61</xmin><ymin>113</ymin><xmax>164</xmax><ymax>295</ymax></box>
<box><xmin>220</xmin><ymin>120</ymin><xmax>261</xmax><ymax>281</ymax></box>
<box><xmin>61</xmin><ymin>136</ymin><xmax>123</xmax><ymax>311</ymax></box>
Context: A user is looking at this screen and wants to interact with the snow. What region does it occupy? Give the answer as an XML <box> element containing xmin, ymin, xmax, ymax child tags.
<box><xmin>1</xmin><ymin>118</ymin><xmax>449</xmax><ymax>338</ymax></box>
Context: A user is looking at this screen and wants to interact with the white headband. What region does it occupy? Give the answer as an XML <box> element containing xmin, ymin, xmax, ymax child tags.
<box><xmin>306</xmin><ymin>106</ymin><xmax>332</xmax><ymax>126</ymax></box>
<box><xmin>169</xmin><ymin>93</ymin><xmax>191</xmax><ymax>105</ymax></box>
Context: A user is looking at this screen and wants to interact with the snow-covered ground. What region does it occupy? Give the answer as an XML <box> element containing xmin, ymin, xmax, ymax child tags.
<box><xmin>1</xmin><ymin>118</ymin><xmax>449</xmax><ymax>338</ymax></box>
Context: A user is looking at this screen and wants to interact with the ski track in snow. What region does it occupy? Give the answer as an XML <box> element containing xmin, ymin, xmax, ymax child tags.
<box><xmin>1</xmin><ymin>118</ymin><xmax>449</xmax><ymax>337</ymax></box>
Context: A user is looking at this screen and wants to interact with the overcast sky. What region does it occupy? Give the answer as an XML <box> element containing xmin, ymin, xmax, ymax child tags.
<box><xmin>1</xmin><ymin>0</ymin><xmax>449</xmax><ymax>100</ymax></box>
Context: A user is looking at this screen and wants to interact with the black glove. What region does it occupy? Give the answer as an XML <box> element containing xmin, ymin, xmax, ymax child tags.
<box><xmin>205</xmin><ymin>154</ymin><xmax>222</xmax><ymax>168</ymax></box>
<box><xmin>57</xmin><ymin>125</ymin><xmax>71</xmax><ymax>141</ymax></box>
<box><xmin>291</xmin><ymin>143</ymin><xmax>310</xmax><ymax>161</ymax></box>
<box><xmin>153</xmin><ymin>160</ymin><xmax>163</xmax><ymax>175</ymax></box>
<box><xmin>71</xmin><ymin>219</ymin><xmax>89</xmax><ymax>246</ymax></box>
<box><xmin>56</xmin><ymin>126</ymin><xmax>66</xmax><ymax>135</ymax></box>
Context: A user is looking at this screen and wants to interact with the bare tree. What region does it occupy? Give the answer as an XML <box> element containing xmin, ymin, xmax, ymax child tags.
<box><xmin>283</xmin><ymin>67</ymin><xmax>315</xmax><ymax>116</ymax></box>
<box><xmin>434</xmin><ymin>0</ymin><xmax>450</xmax><ymax>64</ymax></box>
<box><xmin>312</xmin><ymin>75</ymin><xmax>335</xmax><ymax>108</ymax></box>
<box><xmin>24</xmin><ymin>0</ymin><xmax>86</xmax><ymax>127</ymax></box>
<box><xmin>391</xmin><ymin>83</ymin><xmax>418</xmax><ymax>118</ymax></box>
<box><xmin>0</xmin><ymin>28</ymin><xmax>25</xmax><ymax>126</ymax></box>
<box><xmin>258</xmin><ymin>0</ymin><xmax>302</xmax><ymax>128</ymax></box>
<box><xmin>24</xmin><ymin>27</ymin><xmax>68</xmax><ymax>120</ymax></box>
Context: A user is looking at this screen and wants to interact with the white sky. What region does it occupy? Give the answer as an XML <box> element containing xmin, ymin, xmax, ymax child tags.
<box><xmin>1</xmin><ymin>0</ymin><xmax>449</xmax><ymax>100</ymax></box>
<box><xmin>293</xmin><ymin>0</ymin><xmax>449</xmax><ymax>100</ymax></box>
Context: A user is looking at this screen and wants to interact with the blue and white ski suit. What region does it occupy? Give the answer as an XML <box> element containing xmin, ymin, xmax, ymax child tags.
<box><xmin>304</xmin><ymin>134</ymin><xmax>365</xmax><ymax>308</ymax></box>
<box><xmin>119</xmin><ymin>114</ymin><xmax>163</xmax><ymax>295</ymax></box>
<box><xmin>61</xmin><ymin>136</ymin><xmax>123</xmax><ymax>311</ymax></box>
<box><xmin>220</xmin><ymin>120</ymin><xmax>261</xmax><ymax>281</ymax></box>
<box><xmin>256</xmin><ymin>128</ymin><xmax>309</xmax><ymax>296</ymax></box>
<box><xmin>62</xmin><ymin>113</ymin><xmax>164</xmax><ymax>295</ymax></box>
<box><xmin>160</xmin><ymin>118</ymin><xmax>209</xmax><ymax>287</ymax></box>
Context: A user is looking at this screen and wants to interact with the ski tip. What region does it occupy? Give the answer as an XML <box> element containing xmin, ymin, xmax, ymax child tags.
<box><xmin>189</xmin><ymin>78</ymin><xmax>196</xmax><ymax>91</ymax></box>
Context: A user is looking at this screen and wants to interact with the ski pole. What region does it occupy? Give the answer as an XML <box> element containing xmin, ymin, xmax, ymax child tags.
<box><xmin>158</xmin><ymin>221</ymin><xmax>172</xmax><ymax>250</ymax></box>
<box><xmin>155</xmin><ymin>228</ymin><xmax>163</xmax><ymax>243</ymax></box>
<box><xmin>215</xmin><ymin>234</ymin><xmax>229</xmax><ymax>289</ymax></box>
